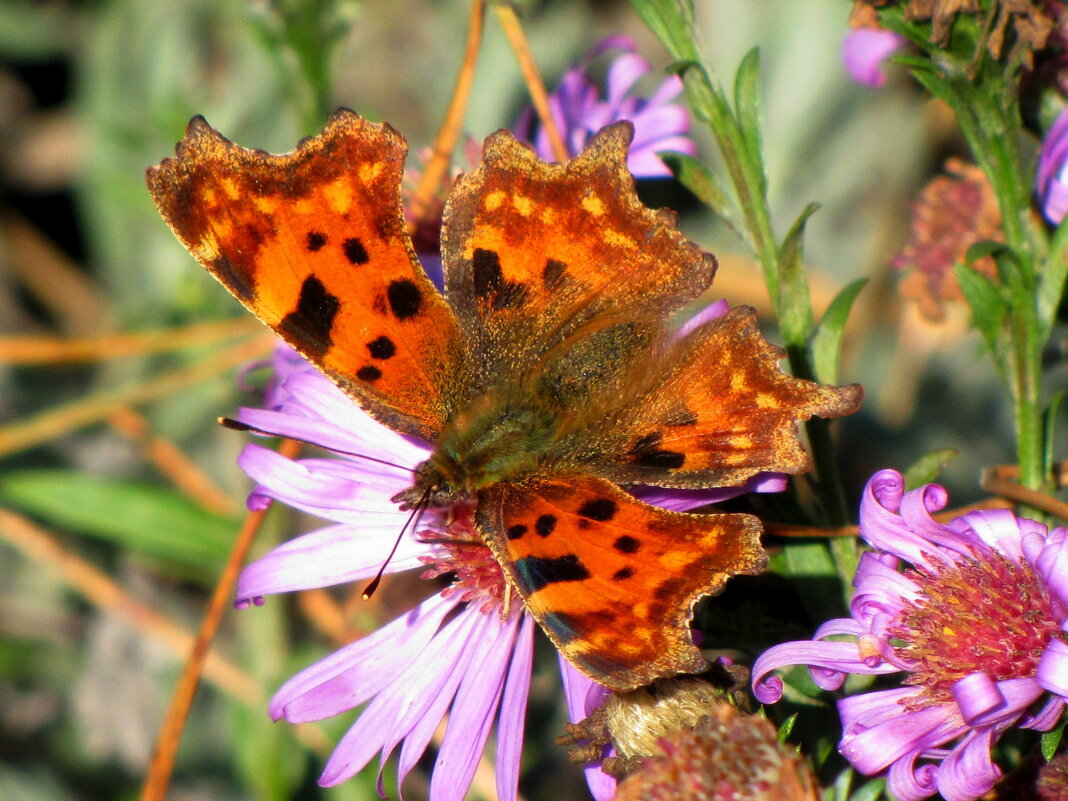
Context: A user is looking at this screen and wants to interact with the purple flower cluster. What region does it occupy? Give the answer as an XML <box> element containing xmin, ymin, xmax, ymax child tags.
<box><xmin>235</xmin><ymin>339</ymin><xmax>782</xmax><ymax>799</ymax></box>
<box><xmin>753</xmin><ymin>469</ymin><xmax>1068</xmax><ymax>801</ymax></box>
<box><xmin>517</xmin><ymin>35</ymin><xmax>695</xmax><ymax>177</ymax></box>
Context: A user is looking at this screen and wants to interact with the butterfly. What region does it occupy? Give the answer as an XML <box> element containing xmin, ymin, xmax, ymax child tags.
<box><xmin>147</xmin><ymin>110</ymin><xmax>860</xmax><ymax>692</ymax></box>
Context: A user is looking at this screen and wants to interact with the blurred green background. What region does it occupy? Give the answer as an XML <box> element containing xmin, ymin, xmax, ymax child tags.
<box><xmin>0</xmin><ymin>1</ymin><xmax>1025</xmax><ymax>799</ymax></box>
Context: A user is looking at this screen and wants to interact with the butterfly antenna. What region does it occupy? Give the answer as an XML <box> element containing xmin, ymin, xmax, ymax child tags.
<box><xmin>219</xmin><ymin>417</ymin><xmax>410</xmax><ymax>472</ymax></box>
<box><xmin>361</xmin><ymin>485</ymin><xmax>433</xmax><ymax>600</ymax></box>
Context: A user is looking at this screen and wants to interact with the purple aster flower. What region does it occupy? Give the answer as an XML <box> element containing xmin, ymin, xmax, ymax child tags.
<box><xmin>1036</xmin><ymin>106</ymin><xmax>1068</xmax><ymax>224</ymax></box>
<box><xmin>517</xmin><ymin>35</ymin><xmax>695</xmax><ymax>177</ymax></box>
<box><xmin>842</xmin><ymin>28</ymin><xmax>905</xmax><ymax>88</ymax></box>
<box><xmin>752</xmin><ymin>469</ymin><xmax>1068</xmax><ymax>801</ymax></box>
<box><xmin>233</xmin><ymin>339</ymin><xmax>784</xmax><ymax>800</ymax></box>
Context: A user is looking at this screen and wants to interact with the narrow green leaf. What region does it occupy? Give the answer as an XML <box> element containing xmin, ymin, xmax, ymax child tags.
<box><xmin>1043</xmin><ymin>723</ymin><xmax>1065</xmax><ymax>760</ymax></box>
<box><xmin>810</xmin><ymin>278</ymin><xmax>868</xmax><ymax>385</ymax></box>
<box><xmin>777</xmin><ymin>202</ymin><xmax>820</xmax><ymax>344</ymax></box>
<box><xmin>1039</xmin><ymin>214</ymin><xmax>1068</xmax><ymax>339</ymax></box>
<box><xmin>733</xmin><ymin>47</ymin><xmax>763</xmax><ymax>172</ymax></box>
<box><xmin>627</xmin><ymin>0</ymin><xmax>698</xmax><ymax>61</ymax></box>
<box><xmin>776</xmin><ymin>713</ymin><xmax>797</xmax><ymax>742</ymax></box>
<box><xmin>662</xmin><ymin>153</ymin><xmax>747</xmax><ymax>242</ymax></box>
<box><xmin>0</xmin><ymin>470</ymin><xmax>236</xmax><ymax>575</ymax></box>
<box><xmin>903</xmin><ymin>449</ymin><xmax>958</xmax><ymax>489</ymax></box>
<box><xmin>964</xmin><ymin>240</ymin><xmax>1010</xmax><ymax>263</ymax></box>
<box><xmin>954</xmin><ymin>261</ymin><xmax>1009</xmax><ymax>357</ymax></box>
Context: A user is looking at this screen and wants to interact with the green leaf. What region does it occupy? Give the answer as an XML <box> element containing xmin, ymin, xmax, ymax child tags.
<box><xmin>1039</xmin><ymin>214</ymin><xmax>1068</xmax><ymax>339</ymax></box>
<box><xmin>849</xmin><ymin>777</ymin><xmax>888</xmax><ymax>801</ymax></box>
<box><xmin>0</xmin><ymin>470</ymin><xmax>237</xmax><ymax>576</ymax></box>
<box><xmin>733</xmin><ymin>47</ymin><xmax>763</xmax><ymax>175</ymax></box>
<box><xmin>903</xmin><ymin>449</ymin><xmax>958</xmax><ymax>489</ymax></box>
<box><xmin>777</xmin><ymin>202</ymin><xmax>820</xmax><ymax>344</ymax></box>
<box><xmin>1043</xmin><ymin>722</ymin><xmax>1065</xmax><ymax>760</ymax></box>
<box><xmin>776</xmin><ymin>713</ymin><xmax>797</xmax><ymax>742</ymax></box>
<box><xmin>810</xmin><ymin>278</ymin><xmax>868</xmax><ymax>385</ymax></box>
<box><xmin>627</xmin><ymin>0</ymin><xmax>698</xmax><ymax>61</ymax></box>
<box><xmin>662</xmin><ymin>153</ymin><xmax>746</xmax><ymax>242</ymax></box>
<box><xmin>964</xmin><ymin>239</ymin><xmax>1010</xmax><ymax>263</ymax></box>
<box><xmin>954</xmin><ymin>261</ymin><xmax>1009</xmax><ymax>358</ymax></box>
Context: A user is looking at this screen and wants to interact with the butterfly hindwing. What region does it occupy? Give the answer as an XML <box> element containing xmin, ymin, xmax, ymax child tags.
<box><xmin>147</xmin><ymin>111</ymin><xmax>465</xmax><ymax>441</ymax></box>
<box><xmin>583</xmin><ymin>306</ymin><xmax>863</xmax><ymax>488</ymax></box>
<box><xmin>477</xmin><ymin>474</ymin><xmax>767</xmax><ymax>691</ymax></box>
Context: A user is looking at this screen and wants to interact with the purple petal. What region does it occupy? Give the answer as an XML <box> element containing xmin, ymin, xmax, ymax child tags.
<box><xmin>839</xmin><ymin>694</ymin><xmax>964</xmax><ymax>776</ymax></box>
<box><xmin>885</xmin><ymin>752</ymin><xmax>940</xmax><ymax>801</ymax></box>
<box><xmin>1038</xmin><ymin>637</ymin><xmax>1068</xmax><ymax>697</ymax></box>
<box><xmin>752</xmin><ymin>640</ymin><xmax>896</xmax><ymax>703</ymax></box>
<box><xmin>395</xmin><ymin>611</ymin><xmax>491</xmax><ymax>790</ymax></box>
<box><xmin>319</xmin><ymin>603</ymin><xmax>481</xmax><ymax>787</ymax></box>
<box><xmin>235</xmin><ymin>406</ymin><xmax>426</xmax><ymax>470</ymax></box>
<box><xmin>936</xmin><ymin>726</ymin><xmax>1003</xmax><ymax>801</ymax></box>
<box><xmin>236</xmin><ymin>522</ymin><xmax>431</xmax><ymax>602</ymax></box>
<box><xmin>429</xmin><ymin>612</ymin><xmax>517</xmax><ymax>801</ymax></box>
<box><xmin>496</xmin><ymin>614</ymin><xmax>535</xmax><ymax>801</ymax></box>
<box><xmin>271</xmin><ymin>592</ymin><xmax>457</xmax><ymax>722</ymax></box>
<box><xmin>1021</xmin><ymin>696</ymin><xmax>1065</xmax><ymax>731</ymax></box>
<box><xmin>558</xmin><ymin>655</ymin><xmax>616</xmax><ymax>801</ymax></box>
<box><xmin>630</xmin><ymin>471</ymin><xmax>786</xmax><ymax>511</ymax></box>
<box><xmin>674</xmin><ymin>298</ymin><xmax>730</xmax><ymax>341</ymax></box>
<box><xmin>842</xmin><ymin>28</ymin><xmax>905</xmax><ymax>88</ymax></box>
<box><xmin>605</xmin><ymin>52</ymin><xmax>652</xmax><ymax>108</ymax></box>
<box><xmin>952</xmin><ymin>675</ymin><xmax>1041</xmax><ymax>728</ymax></box>
<box><xmin>1037</xmin><ymin>107</ymin><xmax>1068</xmax><ymax>224</ymax></box>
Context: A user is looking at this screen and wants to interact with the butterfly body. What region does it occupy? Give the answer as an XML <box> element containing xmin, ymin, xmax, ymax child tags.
<box><xmin>148</xmin><ymin>109</ymin><xmax>861</xmax><ymax>691</ymax></box>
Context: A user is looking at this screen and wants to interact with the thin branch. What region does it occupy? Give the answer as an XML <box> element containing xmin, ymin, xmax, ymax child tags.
<box><xmin>494</xmin><ymin>3</ymin><xmax>569</xmax><ymax>161</ymax></box>
<box><xmin>408</xmin><ymin>0</ymin><xmax>486</xmax><ymax>223</ymax></box>
<box><xmin>0</xmin><ymin>333</ymin><xmax>274</xmax><ymax>458</ymax></box>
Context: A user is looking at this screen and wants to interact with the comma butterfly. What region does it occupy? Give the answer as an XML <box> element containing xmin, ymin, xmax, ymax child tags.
<box><xmin>147</xmin><ymin>110</ymin><xmax>861</xmax><ymax>691</ymax></box>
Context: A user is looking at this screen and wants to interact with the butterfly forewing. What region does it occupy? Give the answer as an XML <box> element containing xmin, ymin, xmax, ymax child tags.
<box><xmin>147</xmin><ymin>111</ymin><xmax>465</xmax><ymax>441</ymax></box>
<box><xmin>477</xmin><ymin>474</ymin><xmax>766</xmax><ymax>691</ymax></box>
<box><xmin>440</xmin><ymin>123</ymin><xmax>715</xmax><ymax>389</ymax></box>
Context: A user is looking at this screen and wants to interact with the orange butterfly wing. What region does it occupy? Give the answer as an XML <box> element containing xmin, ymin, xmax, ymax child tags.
<box><xmin>588</xmin><ymin>305</ymin><xmax>863</xmax><ymax>488</ymax></box>
<box><xmin>477</xmin><ymin>475</ymin><xmax>766</xmax><ymax>692</ymax></box>
<box><xmin>440</xmin><ymin>123</ymin><xmax>715</xmax><ymax>381</ymax></box>
<box><xmin>146</xmin><ymin>111</ymin><xmax>465</xmax><ymax>441</ymax></box>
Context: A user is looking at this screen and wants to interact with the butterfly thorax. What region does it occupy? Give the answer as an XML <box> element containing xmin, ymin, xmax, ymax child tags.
<box><xmin>398</xmin><ymin>394</ymin><xmax>562</xmax><ymax>508</ymax></box>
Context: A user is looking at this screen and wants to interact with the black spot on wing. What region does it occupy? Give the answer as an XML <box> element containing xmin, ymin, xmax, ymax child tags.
<box><xmin>387</xmin><ymin>279</ymin><xmax>422</xmax><ymax>319</ymax></box>
<box><xmin>535</xmin><ymin>514</ymin><xmax>557</xmax><ymax>537</ymax></box>
<box><xmin>612</xmin><ymin>566</ymin><xmax>634</xmax><ymax>581</ymax></box>
<box><xmin>343</xmin><ymin>237</ymin><xmax>369</xmax><ymax>265</ymax></box>
<box><xmin>629</xmin><ymin>431</ymin><xmax>686</xmax><ymax>469</ymax></box>
<box><xmin>306</xmin><ymin>231</ymin><xmax>327</xmax><ymax>251</ymax></box>
<box><xmin>514</xmin><ymin>554</ymin><xmax>590</xmax><ymax>594</ymax></box>
<box><xmin>613</xmin><ymin>535</ymin><xmax>640</xmax><ymax>554</ymax></box>
<box><xmin>506</xmin><ymin>524</ymin><xmax>527</xmax><ymax>540</ymax></box>
<box><xmin>542</xmin><ymin>258</ymin><xmax>567</xmax><ymax>288</ymax></box>
<box><xmin>472</xmin><ymin>248</ymin><xmax>502</xmax><ymax>297</ymax></box>
<box><xmin>366</xmin><ymin>335</ymin><xmax>396</xmax><ymax>360</ymax></box>
<box><xmin>279</xmin><ymin>275</ymin><xmax>339</xmax><ymax>359</ymax></box>
<box><xmin>577</xmin><ymin>498</ymin><xmax>618</xmax><ymax>522</ymax></box>
<box><xmin>356</xmin><ymin>365</ymin><xmax>382</xmax><ymax>382</ymax></box>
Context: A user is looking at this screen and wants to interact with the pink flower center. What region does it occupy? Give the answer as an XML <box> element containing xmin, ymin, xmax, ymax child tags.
<box><xmin>417</xmin><ymin>503</ymin><xmax>511</xmax><ymax>614</ymax></box>
<box><xmin>890</xmin><ymin>547</ymin><xmax>1065</xmax><ymax>706</ymax></box>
